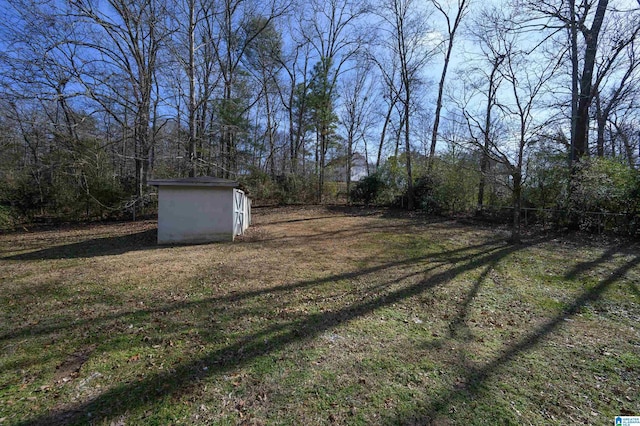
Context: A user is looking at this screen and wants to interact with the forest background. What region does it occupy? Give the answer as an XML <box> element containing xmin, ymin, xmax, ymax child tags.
<box><xmin>1</xmin><ymin>0</ymin><xmax>639</xmax><ymax>239</ymax></box>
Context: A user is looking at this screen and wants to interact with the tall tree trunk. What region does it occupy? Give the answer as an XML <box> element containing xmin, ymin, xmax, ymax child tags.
<box><xmin>510</xmin><ymin>170</ymin><xmax>522</xmax><ymax>243</ymax></box>
<box><xmin>376</xmin><ymin>103</ymin><xmax>394</xmax><ymax>170</ymax></box>
<box><xmin>404</xmin><ymin>91</ymin><xmax>414</xmax><ymax>210</ymax></box>
<box><xmin>595</xmin><ymin>94</ymin><xmax>606</xmax><ymax>157</ymax></box>
<box><xmin>264</xmin><ymin>86</ymin><xmax>276</xmax><ymax>177</ymax></box>
<box><xmin>573</xmin><ymin>0</ymin><xmax>609</xmax><ymax>160</ymax></box>
<box><xmin>608</xmin><ymin>123</ymin><xmax>616</xmax><ymax>157</ymax></box>
<box><xmin>569</xmin><ymin>0</ymin><xmax>579</xmax><ymax>166</ymax></box>
<box><xmin>614</xmin><ymin>121</ymin><xmax>636</xmax><ymax>168</ymax></box>
<box><xmin>188</xmin><ymin>0</ymin><xmax>197</xmax><ymax>177</ymax></box>
<box><xmin>363</xmin><ymin>136</ymin><xmax>370</xmax><ymax>176</ymax></box>
<box><xmin>315</xmin><ymin>130</ymin><xmax>320</xmax><ymax>201</ymax></box>
<box><xmin>428</xmin><ymin>0</ymin><xmax>468</xmax><ymax>171</ymax></box>
<box><xmin>477</xmin><ymin>150</ymin><xmax>488</xmax><ymax>212</ymax></box>
<box><xmin>346</xmin><ymin>127</ymin><xmax>353</xmax><ymax>202</ymax></box>
<box><xmin>289</xmin><ymin>103</ymin><xmax>296</xmax><ymax>174</ymax></box>
<box><xmin>477</xmin><ymin>56</ymin><xmax>503</xmax><ymax>213</ymax></box>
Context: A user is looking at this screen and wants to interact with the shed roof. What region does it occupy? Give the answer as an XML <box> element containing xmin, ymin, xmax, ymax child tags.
<box><xmin>148</xmin><ymin>177</ymin><xmax>239</xmax><ymax>188</ymax></box>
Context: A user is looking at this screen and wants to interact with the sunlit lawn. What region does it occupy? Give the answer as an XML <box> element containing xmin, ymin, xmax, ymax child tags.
<box><xmin>1</xmin><ymin>206</ymin><xmax>638</xmax><ymax>425</ymax></box>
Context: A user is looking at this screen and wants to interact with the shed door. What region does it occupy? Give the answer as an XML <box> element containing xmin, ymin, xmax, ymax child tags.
<box><xmin>234</xmin><ymin>189</ymin><xmax>245</xmax><ymax>236</ymax></box>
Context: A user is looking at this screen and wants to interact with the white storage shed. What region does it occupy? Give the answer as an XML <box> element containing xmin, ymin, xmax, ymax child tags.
<box><xmin>148</xmin><ymin>177</ymin><xmax>251</xmax><ymax>244</ymax></box>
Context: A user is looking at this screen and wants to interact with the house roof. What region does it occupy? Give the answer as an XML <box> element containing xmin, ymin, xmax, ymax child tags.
<box><xmin>148</xmin><ymin>177</ymin><xmax>239</xmax><ymax>188</ymax></box>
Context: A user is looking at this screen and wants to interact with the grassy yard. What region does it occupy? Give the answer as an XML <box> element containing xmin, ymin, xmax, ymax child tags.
<box><xmin>1</xmin><ymin>206</ymin><xmax>638</xmax><ymax>425</ymax></box>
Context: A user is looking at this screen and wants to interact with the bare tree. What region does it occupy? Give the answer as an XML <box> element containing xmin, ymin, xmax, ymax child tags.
<box><xmin>428</xmin><ymin>0</ymin><xmax>471</xmax><ymax>171</ymax></box>
<box><xmin>276</xmin><ymin>37</ymin><xmax>312</xmax><ymax>175</ymax></box>
<box><xmin>463</xmin><ymin>7</ymin><xmax>559</xmax><ymax>242</ymax></box>
<box><xmin>0</xmin><ymin>0</ymin><xmax>127</xmax><ymax>216</ymax></box>
<box><xmin>594</xmin><ymin>39</ymin><xmax>640</xmax><ymax>157</ymax></box>
<box><xmin>516</xmin><ymin>0</ymin><xmax>640</xmax><ymax>163</ymax></box>
<box><xmin>68</xmin><ymin>0</ymin><xmax>173</xmax><ymax>204</ymax></box>
<box><xmin>244</xmin><ymin>16</ymin><xmax>285</xmax><ymax>177</ymax></box>
<box><xmin>205</xmin><ymin>0</ymin><xmax>290</xmax><ymax>178</ymax></box>
<box><xmin>186</xmin><ymin>0</ymin><xmax>198</xmax><ymax>177</ymax></box>
<box><xmin>367</xmin><ymin>46</ymin><xmax>403</xmax><ymax>171</ymax></box>
<box><xmin>339</xmin><ymin>57</ymin><xmax>376</xmax><ymax>198</ymax></box>
<box><xmin>461</xmin><ymin>6</ymin><xmax>508</xmax><ymax>212</ymax></box>
<box><xmin>164</xmin><ymin>0</ymin><xmax>213</xmax><ymax>177</ymax></box>
<box><xmin>374</xmin><ymin>0</ymin><xmax>435</xmax><ymax>209</ymax></box>
<box><xmin>300</xmin><ymin>0</ymin><xmax>368</xmax><ymax>202</ymax></box>
<box><xmin>609</xmin><ymin>106</ymin><xmax>640</xmax><ymax>167</ymax></box>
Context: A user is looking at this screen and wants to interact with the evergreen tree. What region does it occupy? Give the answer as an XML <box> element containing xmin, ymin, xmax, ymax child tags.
<box><xmin>308</xmin><ymin>57</ymin><xmax>338</xmax><ymax>202</ymax></box>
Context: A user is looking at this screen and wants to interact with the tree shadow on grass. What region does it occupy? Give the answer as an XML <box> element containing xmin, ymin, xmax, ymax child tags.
<box><xmin>244</xmin><ymin>221</ymin><xmax>413</xmax><ymax>245</ymax></box>
<box><xmin>2</xmin><ymin>229</ymin><xmax>159</xmax><ymax>260</ymax></box>
<box><xmin>248</xmin><ymin>207</ymin><xmax>453</xmax><ymax>245</ymax></box>
<box><xmin>0</xmin><ymin>237</ymin><xmax>506</xmax><ymax>344</ymax></box>
<box><xmin>15</xmin><ymin>233</ymin><xmax>553</xmax><ymax>426</ymax></box>
<box><xmin>258</xmin><ymin>215</ymin><xmax>339</xmax><ymax>225</ymax></box>
<box><xmin>256</xmin><ymin>205</ymin><xmax>395</xmax><ymax>225</ymax></box>
<box><xmin>447</xmin><ymin>261</ymin><xmax>496</xmax><ymax>341</ymax></box>
<box><xmin>386</xmin><ymin>244</ymin><xmax>640</xmax><ymax>425</ymax></box>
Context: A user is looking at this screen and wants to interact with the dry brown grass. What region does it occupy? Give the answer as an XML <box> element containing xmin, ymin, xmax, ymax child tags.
<box><xmin>1</xmin><ymin>206</ymin><xmax>638</xmax><ymax>425</ymax></box>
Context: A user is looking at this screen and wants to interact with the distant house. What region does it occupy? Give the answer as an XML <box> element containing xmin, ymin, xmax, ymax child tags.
<box><xmin>326</xmin><ymin>152</ymin><xmax>370</xmax><ymax>182</ymax></box>
<box><xmin>350</xmin><ymin>152</ymin><xmax>369</xmax><ymax>182</ymax></box>
<box><xmin>148</xmin><ymin>177</ymin><xmax>251</xmax><ymax>244</ymax></box>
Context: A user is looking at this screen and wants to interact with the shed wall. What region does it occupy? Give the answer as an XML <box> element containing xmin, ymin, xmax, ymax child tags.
<box><xmin>157</xmin><ymin>186</ymin><xmax>234</xmax><ymax>244</ymax></box>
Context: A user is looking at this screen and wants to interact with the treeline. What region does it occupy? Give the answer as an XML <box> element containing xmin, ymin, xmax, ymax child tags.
<box><xmin>350</xmin><ymin>152</ymin><xmax>640</xmax><ymax>234</ymax></box>
<box><xmin>0</xmin><ymin>0</ymin><xmax>638</xmax><ymax>238</ymax></box>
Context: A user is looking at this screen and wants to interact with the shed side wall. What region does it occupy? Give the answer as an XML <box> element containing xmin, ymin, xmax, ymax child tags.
<box><xmin>157</xmin><ymin>186</ymin><xmax>234</xmax><ymax>244</ymax></box>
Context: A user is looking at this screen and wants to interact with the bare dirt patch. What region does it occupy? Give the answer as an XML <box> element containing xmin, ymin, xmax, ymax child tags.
<box><xmin>53</xmin><ymin>345</ymin><xmax>97</xmax><ymax>384</ymax></box>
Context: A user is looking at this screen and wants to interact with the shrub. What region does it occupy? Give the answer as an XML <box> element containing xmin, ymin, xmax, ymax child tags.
<box><xmin>0</xmin><ymin>171</ymin><xmax>51</xmax><ymax>219</ymax></box>
<box><xmin>570</xmin><ymin>158</ymin><xmax>639</xmax><ymax>213</ymax></box>
<box><xmin>0</xmin><ymin>204</ymin><xmax>16</xmax><ymax>230</ymax></box>
<box><xmin>350</xmin><ymin>173</ymin><xmax>386</xmax><ymax>205</ymax></box>
<box><xmin>240</xmin><ymin>171</ymin><xmax>318</xmax><ymax>205</ymax></box>
<box><xmin>436</xmin><ymin>159</ymin><xmax>479</xmax><ymax>214</ymax></box>
<box><xmin>524</xmin><ymin>157</ymin><xmax>569</xmax><ymax>211</ymax></box>
<box><xmin>569</xmin><ymin>157</ymin><xmax>640</xmax><ymax>232</ymax></box>
<box><xmin>412</xmin><ymin>175</ymin><xmax>445</xmax><ymax>214</ymax></box>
